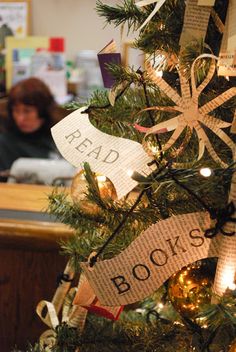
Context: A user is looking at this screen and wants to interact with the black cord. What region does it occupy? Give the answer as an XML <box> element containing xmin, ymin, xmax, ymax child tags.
<box><xmin>204</xmin><ymin>201</ymin><xmax>236</xmax><ymax>238</ymax></box>
<box><xmin>169</xmin><ymin>166</ymin><xmax>236</xmax><ymax>238</ymax></box>
<box><xmin>56</xmin><ymin>273</ymin><xmax>73</xmax><ymax>286</ymax></box>
<box><xmin>89</xmin><ymin>189</ymin><xmax>146</xmax><ymax>267</ymax></box>
<box><xmin>82</xmin><ymin>69</ymin><xmax>144</xmax><ymax>114</ymax></box>
<box><xmin>83</xmin><ymin>82</ymin><xmax>129</xmax><ymax>114</ymax></box>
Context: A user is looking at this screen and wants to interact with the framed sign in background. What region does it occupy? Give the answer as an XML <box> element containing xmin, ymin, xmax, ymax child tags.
<box><xmin>0</xmin><ymin>0</ymin><xmax>31</xmax><ymax>39</ymax></box>
<box><xmin>5</xmin><ymin>36</ymin><xmax>48</xmax><ymax>89</ymax></box>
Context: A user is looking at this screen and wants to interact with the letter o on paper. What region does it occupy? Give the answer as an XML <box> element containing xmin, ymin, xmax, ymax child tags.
<box><xmin>150</xmin><ymin>248</ymin><xmax>168</xmax><ymax>267</ymax></box>
<box><xmin>132</xmin><ymin>264</ymin><xmax>151</xmax><ymax>281</ymax></box>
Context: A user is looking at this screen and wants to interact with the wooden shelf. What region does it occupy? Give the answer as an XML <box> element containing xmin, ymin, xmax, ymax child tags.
<box><xmin>0</xmin><ymin>183</ymin><xmax>73</xmax><ymax>249</ymax></box>
<box><xmin>0</xmin><ymin>183</ymin><xmax>55</xmax><ymax>211</ymax></box>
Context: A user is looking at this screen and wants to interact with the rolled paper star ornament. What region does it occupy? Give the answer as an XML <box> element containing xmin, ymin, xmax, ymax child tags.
<box><xmin>134</xmin><ymin>54</ymin><xmax>235</xmax><ymax>167</ymax></box>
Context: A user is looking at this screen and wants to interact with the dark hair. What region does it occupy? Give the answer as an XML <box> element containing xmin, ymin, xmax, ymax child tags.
<box><xmin>7</xmin><ymin>77</ymin><xmax>55</xmax><ymax>132</ymax></box>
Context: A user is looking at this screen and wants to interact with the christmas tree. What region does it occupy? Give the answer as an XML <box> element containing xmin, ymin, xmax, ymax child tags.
<box><xmin>28</xmin><ymin>1</ymin><xmax>236</xmax><ymax>351</ymax></box>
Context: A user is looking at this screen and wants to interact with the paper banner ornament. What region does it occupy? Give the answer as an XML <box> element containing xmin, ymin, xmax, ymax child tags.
<box><xmin>135</xmin><ymin>54</ymin><xmax>235</xmax><ymax>167</ymax></box>
<box><xmin>81</xmin><ymin>211</ymin><xmax>221</xmax><ymax>306</ymax></box>
<box><xmin>179</xmin><ymin>0</ymin><xmax>212</xmax><ymax>47</ymax></box>
<box><xmin>51</xmin><ymin>107</ymin><xmax>154</xmax><ymax>199</ymax></box>
<box><xmin>218</xmin><ymin>0</ymin><xmax>236</xmax><ymax>76</ymax></box>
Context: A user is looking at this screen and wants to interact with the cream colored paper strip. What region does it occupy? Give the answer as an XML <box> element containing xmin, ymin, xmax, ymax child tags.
<box><xmin>51</xmin><ymin>107</ymin><xmax>153</xmax><ymax>199</ymax></box>
<box><xmin>36</xmin><ymin>300</ymin><xmax>60</xmax><ymax>329</ymax></box>
<box><xmin>39</xmin><ymin>330</ymin><xmax>57</xmax><ymax>350</ymax></box>
<box><xmin>210</xmin><ymin>8</ymin><xmax>224</xmax><ymax>34</ymax></box>
<box><xmin>198</xmin><ymin>0</ymin><xmax>215</xmax><ymax>5</ymax></box>
<box><xmin>136</xmin><ymin>0</ymin><xmax>167</xmax><ymax>30</ymax></box>
<box><xmin>179</xmin><ymin>0</ymin><xmax>211</xmax><ymax>47</ymax></box>
<box><xmin>227</xmin><ymin>0</ymin><xmax>236</xmax><ymax>51</ymax></box>
<box><xmin>212</xmin><ymin>149</ymin><xmax>236</xmax><ymax>296</ymax></box>
<box><xmin>108</xmin><ymin>80</ymin><xmax>129</xmax><ymax>106</ymax></box>
<box><xmin>81</xmin><ymin>212</ymin><xmax>220</xmax><ymax>306</ymax></box>
<box><xmin>231</xmin><ymin>110</ymin><xmax>236</xmax><ymax>134</ymax></box>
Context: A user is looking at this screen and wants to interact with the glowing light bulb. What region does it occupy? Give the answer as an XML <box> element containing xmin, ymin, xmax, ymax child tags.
<box><xmin>221</xmin><ymin>267</ymin><xmax>236</xmax><ymax>291</ymax></box>
<box><xmin>96</xmin><ymin>175</ymin><xmax>107</xmax><ymax>182</ymax></box>
<box><xmin>155</xmin><ymin>69</ymin><xmax>163</xmax><ymax>77</ymax></box>
<box><xmin>127</xmin><ymin>169</ymin><xmax>134</xmax><ymax>177</ymax></box>
<box><xmin>200</xmin><ymin>167</ymin><xmax>212</xmax><ymax>177</ymax></box>
<box><xmin>150</xmin><ymin>145</ymin><xmax>160</xmax><ymax>154</ymax></box>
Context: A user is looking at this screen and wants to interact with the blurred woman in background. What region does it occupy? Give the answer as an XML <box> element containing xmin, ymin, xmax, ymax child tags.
<box><xmin>0</xmin><ymin>77</ymin><xmax>58</xmax><ymax>180</ymax></box>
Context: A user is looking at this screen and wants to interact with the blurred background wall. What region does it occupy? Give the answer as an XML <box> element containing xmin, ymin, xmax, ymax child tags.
<box><xmin>31</xmin><ymin>0</ymin><xmax>129</xmax><ymax>60</ymax></box>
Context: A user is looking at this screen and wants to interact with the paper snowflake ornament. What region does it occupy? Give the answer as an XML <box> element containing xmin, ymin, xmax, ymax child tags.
<box><xmin>137</xmin><ymin>55</ymin><xmax>235</xmax><ymax>167</ymax></box>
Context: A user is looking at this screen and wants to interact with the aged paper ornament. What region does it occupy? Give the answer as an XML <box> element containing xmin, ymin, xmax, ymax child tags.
<box><xmin>51</xmin><ymin>107</ymin><xmax>153</xmax><ymax>199</ymax></box>
<box><xmin>81</xmin><ymin>212</ymin><xmax>220</xmax><ymax>306</ymax></box>
<box><xmin>218</xmin><ymin>0</ymin><xmax>236</xmax><ymax>76</ymax></box>
<box><xmin>179</xmin><ymin>0</ymin><xmax>212</xmax><ymax>47</ymax></box>
<box><xmin>36</xmin><ymin>261</ymin><xmax>89</xmax><ymax>349</ymax></box>
<box><xmin>136</xmin><ymin>55</ymin><xmax>235</xmax><ymax>167</ymax></box>
<box><xmin>197</xmin><ymin>0</ymin><xmax>215</xmax><ymax>5</ymax></box>
<box><xmin>136</xmin><ymin>0</ymin><xmax>215</xmax><ymax>36</ymax></box>
<box><xmin>36</xmin><ymin>269</ymin><xmax>124</xmax><ymax>350</ymax></box>
<box><xmin>212</xmin><ymin>148</ymin><xmax>236</xmax><ymax>297</ymax></box>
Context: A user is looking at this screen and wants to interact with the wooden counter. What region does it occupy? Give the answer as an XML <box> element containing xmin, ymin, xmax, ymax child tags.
<box><xmin>0</xmin><ymin>183</ymin><xmax>74</xmax><ymax>351</ymax></box>
<box><xmin>0</xmin><ymin>183</ymin><xmax>73</xmax><ymax>248</ymax></box>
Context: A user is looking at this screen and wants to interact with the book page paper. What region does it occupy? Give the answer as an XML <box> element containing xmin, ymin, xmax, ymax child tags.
<box><xmin>230</xmin><ymin>110</ymin><xmax>236</xmax><ymax>134</ymax></box>
<box><xmin>227</xmin><ymin>0</ymin><xmax>236</xmax><ymax>51</ymax></box>
<box><xmin>212</xmin><ymin>148</ymin><xmax>236</xmax><ymax>296</ymax></box>
<box><xmin>81</xmin><ymin>212</ymin><xmax>220</xmax><ymax>306</ymax></box>
<box><xmin>180</xmin><ymin>0</ymin><xmax>211</xmax><ymax>47</ymax></box>
<box><xmin>197</xmin><ymin>0</ymin><xmax>215</xmax><ymax>5</ymax></box>
<box><xmin>218</xmin><ymin>1</ymin><xmax>236</xmax><ymax>76</ymax></box>
<box><xmin>51</xmin><ymin>107</ymin><xmax>153</xmax><ymax>199</ymax></box>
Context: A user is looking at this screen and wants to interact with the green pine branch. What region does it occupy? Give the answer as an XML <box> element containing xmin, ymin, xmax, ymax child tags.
<box><xmin>96</xmin><ymin>0</ymin><xmax>145</xmax><ymax>31</ymax></box>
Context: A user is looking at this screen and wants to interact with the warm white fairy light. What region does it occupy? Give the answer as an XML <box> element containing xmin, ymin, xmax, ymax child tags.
<box><xmin>220</xmin><ymin>266</ymin><xmax>236</xmax><ymax>291</ymax></box>
<box><xmin>96</xmin><ymin>175</ymin><xmax>107</xmax><ymax>182</ymax></box>
<box><xmin>150</xmin><ymin>145</ymin><xmax>160</xmax><ymax>154</ymax></box>
<box><xmin>155</xmin><ymin>70</ymin><xmax>163</xmax><ymax>77</ymax></box>
<box><xmin>127</xmin><ymin>169</ymin><xmax>134</xmax><ymax>178</ymax></box>
<box><xmin>157</xmin><ymin>302</ymin><xmax>164</xmax><ymax>309</ymax></box>
<box><xmin>200</xmin><ymin>167</ymin><xmax>212</xmax><ymax>177</ymax></box>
